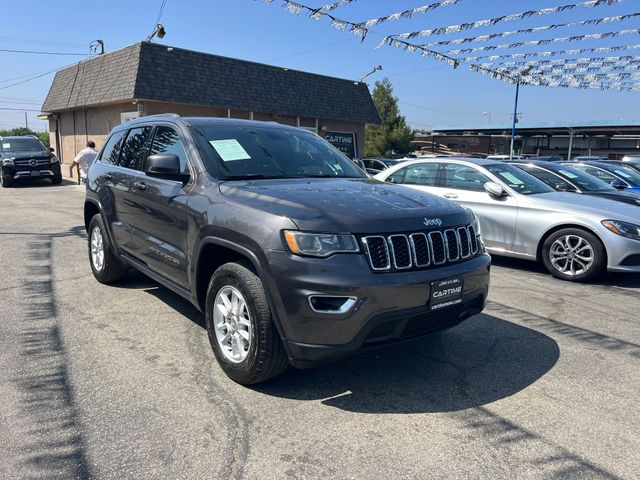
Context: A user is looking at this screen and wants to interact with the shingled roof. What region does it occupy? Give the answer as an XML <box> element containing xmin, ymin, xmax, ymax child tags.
<box><xmin>42</xmin><ymin>42</ymin><xmax>380</xmax><ymax>124</ymax></box>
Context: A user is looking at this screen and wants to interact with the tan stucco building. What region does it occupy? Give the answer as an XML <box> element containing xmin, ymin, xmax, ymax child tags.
<box><xmin>41</xmin><ymin>42</ymin><xmax>379</xmax><ymax>178</ymax></box>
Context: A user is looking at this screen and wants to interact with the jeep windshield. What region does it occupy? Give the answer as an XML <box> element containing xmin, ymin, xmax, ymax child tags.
<box><xmin>193</xmin><ymin>125</ymin><xmax>366</xmax><ymax>180</ymax></box>
<box><xmin>0</xmin><ymin>137</ymin><xmax>45</xmax><ymax>153</ymax></box>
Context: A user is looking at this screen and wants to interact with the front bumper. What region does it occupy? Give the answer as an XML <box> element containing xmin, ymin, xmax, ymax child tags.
<box><xmin>2</xmin><ymin>163</ymin><xmax>60</xmax><ymax>179</ymax></box>
<box><xmin>265</xmin><ymin>250</ymin><xmax>491</xmax><ymax>368</ymax></box>
<box><xmin>602</xmin><ymin>229</ymin><xmax>640</xmax><ymax>272</ymax></box>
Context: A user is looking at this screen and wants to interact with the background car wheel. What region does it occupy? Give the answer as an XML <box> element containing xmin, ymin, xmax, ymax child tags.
<box><xmin>1</xmin><ymin>172</ymin><xmax>14</xmax><ymax>188</ymax></box>
<box><xmin>205</xmin><ymin>262</ymin><xmax>288</xmax><ymax>385</ymax></box>
<box><xmin>541</xmin><ymin>228</ymin><xmax>605</xmax><ymax>282</ymax></box>
<box><xmin>88</xmin><ymin>214</ymin><xmax>128</xmax><ymax>284</ymax></box>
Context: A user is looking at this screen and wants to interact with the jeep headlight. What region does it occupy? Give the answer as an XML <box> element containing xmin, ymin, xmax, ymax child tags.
<box><xmin>283</xmin><ymin>231</ymin><xmax>359</xmax><ymax>257</ymax></box>
<box><xmin>602</xmin><ymin>220</ymin><xmax>640</xmax><ymax>241</ymax></box>
<box><xmin>1</xmin><ymin>158</ymin><xmax>15</xmax><ymax>166</ymax></box>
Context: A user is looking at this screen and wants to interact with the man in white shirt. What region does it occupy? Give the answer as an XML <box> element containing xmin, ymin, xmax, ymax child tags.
<box><xmin>72</xmin><ymin>141</ymin><xmax>99</xmax><ymax>183</ymax></box>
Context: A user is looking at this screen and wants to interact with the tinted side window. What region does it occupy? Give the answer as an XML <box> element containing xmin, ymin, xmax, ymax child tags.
<box><xmin>444</xmin><ymin>164</ymin><xmax>489</xmax><ymax>191</ymax></box>
<box><xmin>119</xmin><ymin>127</ymin><xmax>152</xmax><ymax>170</ymax></box>
<box><xmin>99</xmin><ymin>130</ymin><xmax>127</xmax><ymax>165</ymax></box>
<box><xmin>577</xmin><ymin>166</ymin><xmax>617</xmax><ymax>183</ymax></box>
<box><xmin>149</xmin><ymin>126</ymin><xmax>189</xmax><ymax>173</ymax></box>
<box><xmin>528</xmin><ymin>167</ymin><xmax>576</xmax><ymax>191</ymax></box>
<box><xmin>404</xmin><ymin>164</ymin><xmax>440</xmax><ymax>186</ymax></box>
<box><xmin>386</xmin><ymin>168</ymin><xmax>406</xmax><ymax>184</ymax></box>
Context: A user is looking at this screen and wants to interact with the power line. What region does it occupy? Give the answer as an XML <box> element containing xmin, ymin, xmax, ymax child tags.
<box><xmin>152</xmin><ymin>0</ymin><xmax>168</xmax><ymax>31</ymax></box>
<box><xmin>0</xmin><ymin>35</ymin><xmax>87</xmax><ymax>48</ymax></box>
<box><xmin>0</xmin><ymin>48</ymin><xmax>90</xmax><ymax>56</ymax></box>
<box><xmin>0</xmin><ymin>62</ymin><xmax>79</xmax><ymax>92</ymax></box>
<box><xmin>267</xmin><ymin>37</ymin><xmax>356</xmax><ymax>62</ymax></box>
<box><xmin>0</xmin><ymin>107</ymin><xmax>41</xmax><ymax>112</ymax></box>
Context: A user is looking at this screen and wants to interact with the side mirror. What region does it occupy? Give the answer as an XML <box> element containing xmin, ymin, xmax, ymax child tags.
<box><xmin>49</xmin><ymin>147</ymin><xmax>55</xmax><ymax>152</ymax></box>
<box><xmin>484</xmin><ymin>181</ymin><xmax>506</xmax><ymax>197</ymax></box>
<box><xmin>610</xmin><ymin>179</ymin><xmax>626</xmax><ymax>190</ymax></box>
<box><xmin>144</xmin><ymin>154</ymin><xmax>188</xmax><ymax>182</ymax></box>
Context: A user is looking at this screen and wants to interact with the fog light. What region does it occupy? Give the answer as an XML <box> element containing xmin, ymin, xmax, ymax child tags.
<box><xmin>308</xmin><ymin>295</ymin><xmax>357</xmax><ymax>314</ymax></box>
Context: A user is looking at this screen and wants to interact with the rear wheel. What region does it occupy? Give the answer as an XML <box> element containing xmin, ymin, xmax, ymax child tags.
<box><xmin>205</xmin><ymin>262</ymin><xmax>289</xmax><ymax>385</ymax></box>
<box><xmin>541</xmin><ymin>228</ymin><xmax>605</xmax><ymax>282</ymax></box>
<box><xmin>88</xmin><ymin>214</ymin><xmax>128</xmax><ymax>284</ymax></box>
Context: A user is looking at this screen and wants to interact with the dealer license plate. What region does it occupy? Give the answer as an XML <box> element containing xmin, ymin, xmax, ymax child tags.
<box><xmin>30</xmin><ymin>170</ymin><xmax>40</xmax><ymax>176</ymax></box>
<box><xmin>429</xmin><ymin>277</ymin><xmax>463</xmax><ymax>310</ymax></box>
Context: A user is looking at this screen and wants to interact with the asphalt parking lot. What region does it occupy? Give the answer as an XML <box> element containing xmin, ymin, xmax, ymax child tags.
<box><xmin>0</xmin><ymin>179</ymin><xmax>639</xmax><ymax>480</ymax></box>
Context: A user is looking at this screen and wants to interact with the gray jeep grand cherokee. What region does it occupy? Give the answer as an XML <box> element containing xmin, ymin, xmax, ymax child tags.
<box><xmin>84</xmin><ymin>115</ymin><xmax>490</xmax><ymax>384</ymax></box>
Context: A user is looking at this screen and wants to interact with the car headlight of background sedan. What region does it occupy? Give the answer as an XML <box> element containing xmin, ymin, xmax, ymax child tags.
<box><xmin>50</xmin><ymin>156</ymin><xmax>60</xmax><ymax>164</ymax></box>
<box><xmin>283</xmin><ymin>231</ymin><xmax>359</xmax><ymax>257</ymax></box>
<box><xmin>1</xmin><ymin>158</ymin><xmax>15</xmax><ymax>166</ymax></box>
<box><xmin>602</xmin><ymin>220</ymin><xmax>640</xmax><ymax>241</ymax></box>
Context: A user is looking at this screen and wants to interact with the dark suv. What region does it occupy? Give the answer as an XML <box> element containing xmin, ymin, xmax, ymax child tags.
<box><xmin>0</xmin><ymin>135</ymin><xmax>62</xmax><ymax>187</ymax></box>
<box><xmin>84</xmin><ymin>115</ymin><xmax>490</xmax><ymax>384</ymax></box>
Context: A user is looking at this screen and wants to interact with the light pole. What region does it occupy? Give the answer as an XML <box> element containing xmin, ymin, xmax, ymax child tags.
<box><xmin>510</xmin><ymin>66</ymin><xmax>533</xmax><ymax>159</ymax></box>
<box><xmin>360</xmin><ymin>65</ymin><xmax>383</xmax><ymax>83</ymax></box>
<box><xmin>482</xmin><ymin>112</ymin><xmax>491</xmax><ymax>125</ymax></box>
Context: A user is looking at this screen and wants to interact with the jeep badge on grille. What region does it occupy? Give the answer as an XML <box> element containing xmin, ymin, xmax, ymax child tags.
<box><xmin>423</xmin><ymin>218</ymin><xmax>443</xmax><ymax>228</ymax></box>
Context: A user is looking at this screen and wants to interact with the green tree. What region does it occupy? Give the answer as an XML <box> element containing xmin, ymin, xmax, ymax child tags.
<box><xmin>365</xmin><ymin>77</ymin><xmax>414</xmax><ymax>157</ymax></box>
<box><xmin>0</xmin><ymin>127</ymin><xmax>49</xmax><ymax>148</ymax></box>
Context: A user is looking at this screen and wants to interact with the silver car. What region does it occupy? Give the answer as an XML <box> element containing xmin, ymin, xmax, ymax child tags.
<box><xmin>374</xmin><ymin>158</ymin><xmax>640</xmax><ymax>282</ymax></box>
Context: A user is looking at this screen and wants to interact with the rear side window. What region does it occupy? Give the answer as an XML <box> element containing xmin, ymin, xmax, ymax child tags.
<box><xmin>404</xmin><ymin>164</ymin><xmax>440</xmax><ymax>186</ymax></box>
<box><xmin>444</xmin><ymin>164</ymin><xmax>488</xmax><ymax>191</ymax></box>
<box><xmin>149</xmin><ymin>126</ymin><xmax>189</xmax><ymax>173</ymax></box>
<box><xmin>119</xmin><ymin>127</ymin><xmax>152</xmax><ymax>170</ymax></box>
<box><xmin>527</xmin><ymin>167</ymin><xmax>576</xmax><ymax>191</ymax></box>
<box><xmin>99</xmin><ymin>130</ymin><xmax>127</xmax><ymax>165</ymax></box>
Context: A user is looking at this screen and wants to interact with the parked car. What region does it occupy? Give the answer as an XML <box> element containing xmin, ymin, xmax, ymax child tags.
<box><xmin>531</xmin><ymin>155</ymin><xmax>563</xmax><ymax>162</ymax></box>
<box><xmin>559</xmin><ymin>161</ymin><xmax>640</xmax><ymax>193</ymax></box>
<box><xmin>84</xmin><ymin>116</ymin><xmax>491</xmax><ymax>384</ymax></box>
<box><xmin>375</xmin><ymin>158</ymin><xmax>640</xmax><ymax>282</ymax></box>
<box><xmin>486</xmin><ymin>155</ymin><xmax>525</xmax><ymax>161</ymax></box>
<box><xmin>511</xmin><ymin>161</ymin><xmax>640</xmax><ymax>207</ymax></box>
<box><xmin>622</xmin><ymin>154</ymin><xmax>640</xmax><ymax>165</ymax></box>
<box><xmin>361</xmin><ymin>157</ymin><xmax>409</xmax><ymax>175</ymax></box>
<box><xmin>571</xmin><ymin>156</ymin><xmax>608</xmax><ymax>162</ymax></box>
<box><xmin>0</xmin><ymin>135</ymin><xmax>62</xmax><ymax>187</ymax></box>
<box><xmin>600</xmin><ymin>158</ymin><xmax>640</xmax><ymax>174</ymax></box>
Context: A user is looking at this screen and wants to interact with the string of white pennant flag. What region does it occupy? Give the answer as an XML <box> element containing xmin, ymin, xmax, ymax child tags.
<box><xmin>442</xmin><ymin>30</ymin><xmax>640</xmax><ymax>56</ymax></box>
<box><xmin>384</xmin><ymin>0</ymin><xmax>624</xmax><ymax>42</ymax></box>
<box><xmin>319</xmin><ymin>0</ymin><xmax>356</xmax><ymax>12</ymax></box>
<box><xmin>458</xmin><ymin>45</ymin><xmax>640</xmax><ymax>63</ymax></box>
<box><xmin>420</xmin><ymin>13</ymin><xmax>640</xmax><ymax>47</ymax></box>
<box><xmin>481</xmin><ymin>55</ymin><xmax>640</xmax><ymax>69</ymax></box>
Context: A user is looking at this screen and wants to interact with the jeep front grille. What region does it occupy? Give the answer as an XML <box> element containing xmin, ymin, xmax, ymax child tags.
<box><xmin>362</xmin><ymin>225</ymin><xmax>478</xmax><ymax>272</ymax></box>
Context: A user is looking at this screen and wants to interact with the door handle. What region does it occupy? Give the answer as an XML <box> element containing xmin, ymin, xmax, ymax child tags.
<box><xmin>104</xmin><ymin>173</ymin><xmax>113</xmax><ymax>181</ymax></box>
<box><xmin>443</xmin><ymin>193</ymin><xmax>458</xmax><ymax>199</ymax></box>
<box><xmin>134</xmin><ymin>181</ymin><xmax>147</xmax><ymax>191</ymax></box>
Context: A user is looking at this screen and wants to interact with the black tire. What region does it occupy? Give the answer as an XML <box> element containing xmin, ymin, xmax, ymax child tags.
<box><xmin>51</xmin><ymin>173</ymin><xmax>62</xmax><ymax>185</ymax></box>
<box><xmin>1</xmin><ymin>172</ymin><xmax>14</xmax><ymax>188</ymax></box>
<box><xmin>87</xmin><ymin>214</ymin><xmax>128</xmax><ymax>284</ymax></box>
<box><xmin>205</xmin><ymin>262</ymin><xmax>289</xmax><ymax>385</ymax></box>
<box><xmin>541</xmin><ymin>228</ymin><xmax>606</xmax><ymax>282</ymax></box>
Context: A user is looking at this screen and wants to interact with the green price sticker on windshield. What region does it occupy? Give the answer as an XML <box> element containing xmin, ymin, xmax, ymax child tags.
<box><xmin>209</xmin><ymin>139</ymin><xmax>251</xmax><ymax>162</ymax></box>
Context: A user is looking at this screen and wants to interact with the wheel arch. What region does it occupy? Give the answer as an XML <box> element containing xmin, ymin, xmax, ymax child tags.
<box><xmin>84</xmin><ymin>198</ymin><xmax>101</xmax><ymax>231</ymax></box>
<box><xmin>536</xmin><ymin>223</ymin><xmax>607</xmax><ymax>264</ymax></box>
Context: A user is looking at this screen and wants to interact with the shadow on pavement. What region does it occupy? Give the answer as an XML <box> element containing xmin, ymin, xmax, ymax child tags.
<box><xmin>14</xmin><ymin>237</ymin><xmax>93</xmax><ymax>479</ymax></box>
<box><xmin>256</xmin><ymin>313</ymin><xmax>559</xmax><ymax>414</ymax></box>
<box><xmin>6</xmin><ymin>177</ymin><xmax>78</xmax><ymax>188</ymax></box>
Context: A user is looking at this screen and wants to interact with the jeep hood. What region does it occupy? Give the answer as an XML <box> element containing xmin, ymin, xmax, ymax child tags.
<box><xmin>219</xmin><ymin>178</ymin><xmax>471</xmax><ymax>233</ymax></box>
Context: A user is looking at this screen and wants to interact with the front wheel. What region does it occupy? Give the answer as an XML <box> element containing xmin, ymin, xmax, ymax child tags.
<box><xmin>541</xmin><ymin>228</ymin><xmax>606</xmax><ymax>282</ymax></box>
<box><xmin>205</xmin><ymin>262</ymin><xmax>289</xmax><ymax>385</ymax></box>
<box><xmin>88</xmin><ymin>214</ymin><xmax>128</xmax><ymax>284</ymax></box>
<box><xmin>1</xmin><ymin>171</ymin><xmax>14</xmax><ymax>188</ymax></box>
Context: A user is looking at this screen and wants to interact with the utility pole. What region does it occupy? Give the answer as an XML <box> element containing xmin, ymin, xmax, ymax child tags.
<box><xmin>509</xmin><ymin>66</ymin><xmax>533</xmax><ymax>160</ymax></box>
<box><xmin>24</xmin><ymin>112</ymin><xmax>28</xmax><ymax>130</ymax></box>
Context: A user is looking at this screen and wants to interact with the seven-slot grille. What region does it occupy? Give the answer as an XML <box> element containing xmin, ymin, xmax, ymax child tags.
<box><xmin>362</xmin><ymin>225</ymin><xmax>478</xmax><ymax>272</ymax></box>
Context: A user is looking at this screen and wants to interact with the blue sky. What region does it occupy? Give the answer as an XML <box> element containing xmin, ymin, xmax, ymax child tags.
<box><xmin>1</xmin><ymin>0</ymin><xmax>639</xmax><ymax>132</ymax></box>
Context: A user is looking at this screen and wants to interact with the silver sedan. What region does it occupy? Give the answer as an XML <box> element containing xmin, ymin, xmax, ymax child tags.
<box><xmin>374</xmin><ymin>158</ymin><xmax>640</xmax><ymax>282</ymax></box>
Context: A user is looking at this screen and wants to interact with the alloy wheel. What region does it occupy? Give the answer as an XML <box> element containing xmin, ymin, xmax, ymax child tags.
<box><xmin>213</xmin><ymin>286</ymin><xmax>252</xmax><ymax>363</ymax></box>
<box><xmin>549</xmin><ymin>234</ymin><xmax>594</xmax><ymax>277</ymax></box>
<box><xmin>90</xmin><ymin>226</ymin><xmax>105</xmax><ymax>272</ymax></box>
